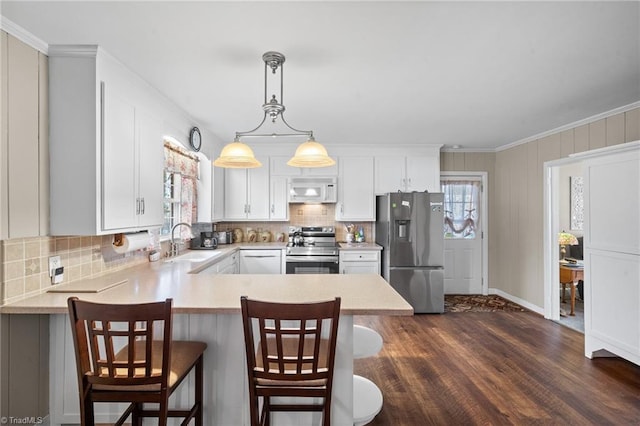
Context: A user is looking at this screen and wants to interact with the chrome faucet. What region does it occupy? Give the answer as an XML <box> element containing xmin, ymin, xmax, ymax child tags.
<box><xmin>170</xmin><ymin>222</ymin><xmax>192</xmax><ymax>257</ymax></box>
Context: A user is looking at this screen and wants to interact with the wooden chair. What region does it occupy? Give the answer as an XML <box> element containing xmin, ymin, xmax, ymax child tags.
<box><xmin>67</xmin><ymin>297</ymin><xmax>207</xmax><ymax>426</ymax></box>
<box><xmin>240</xmin><ymin>296</ymin><xmax>341</xmax><ymax>426</ymax></box>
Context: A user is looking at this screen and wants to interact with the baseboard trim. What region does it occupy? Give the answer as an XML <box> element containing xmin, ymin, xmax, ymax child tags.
<box><xmin>488</xmin><ymin>288</ymin><xmax>544</xmax><ymax>316</ymax></box>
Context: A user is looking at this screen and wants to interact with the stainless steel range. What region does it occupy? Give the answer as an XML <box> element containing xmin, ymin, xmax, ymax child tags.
<box><xmin>285</xmin><ymin>226</ymin><xmax>339</xmax><ymax>274</ymax></box>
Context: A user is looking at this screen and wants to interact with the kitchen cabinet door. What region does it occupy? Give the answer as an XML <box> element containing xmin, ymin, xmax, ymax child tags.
<box><xmin>375</xmin><ymin>156</ymin><xmax>405</xmax><ymax>194</ymax></box>
<box><xmin>406</xmin><ymin>156</ymin><xmax>440</xmax><ymax>192</ymax></box>
<box><xmin>102</xmin><ymin>88</ymin><xmax>137</xmax><ymax>230</ymax></box>
<box><xmin>247</xmin><ymin>165</ymin><xmax>270</xmax><ymax>219</ymax></box>
<box><xmin>336</xmin><ymin>156</ymin><xmax>375</xmax><ymax>221</ymax></box>
<box><xmin>224</xmin><ymin>166</ymin><xmax>271</xmax><ymax>220</ymax></box>
<box><xmin>224</xmin><ymin>168</ymin><xmax>249</xmax><ymax>220</ymax></box>
<box><xmin>102</xmin><ymin>91</ymin><xmax>163</xmax><ymax>231</ymax></box>
<box><xmin>340</xmin><ymin>250</ymin><xmax>381</xmax><ymax>274</ymax></box>
<box><xmin>212</xmin><ymin>164</ymin><xmax>225</xmax><ymax>221</ymax></box>
<box><xmin>136</xmin><ymin>111</ymin><xmax>164</xmax><ymax>227</ymax></box>
<box><xmin>270</xmin><ymin>175</ymin><xmax>289</xmax><ymax>220</ymax></box>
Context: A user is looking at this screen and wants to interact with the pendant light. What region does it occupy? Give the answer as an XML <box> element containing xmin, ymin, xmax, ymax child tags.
<box><xmin>214</xmin><ymin>51</ymin><xmax>334</xmax><ymax>168</ymax></box>
<box><xmin>213</xmin><ymin>139</ymin><xmax>261</xmax><ymax>168</ymax></box>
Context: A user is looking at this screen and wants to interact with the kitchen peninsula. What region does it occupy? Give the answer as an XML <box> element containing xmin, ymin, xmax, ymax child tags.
<box><xmin>1</xmin><ymin>249</ymin><xmax>412</xmax><ymax>425</ymax></box>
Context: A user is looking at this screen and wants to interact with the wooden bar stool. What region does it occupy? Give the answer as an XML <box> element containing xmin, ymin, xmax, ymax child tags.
<box><xmin>67</xmin><ymin>297</ymin><xmax>207</xmax><ymax>426</ymax></box>
<box><xmin>240</xmin><ymin>296</ymin><xmax>341</xmax><ymax>426</ymax></box>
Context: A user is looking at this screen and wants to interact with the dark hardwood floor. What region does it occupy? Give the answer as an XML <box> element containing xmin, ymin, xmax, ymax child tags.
<box><xmin>354</xmin><ymin>312</ymin><xmax>640</xmax><ymax>425</ymax></box>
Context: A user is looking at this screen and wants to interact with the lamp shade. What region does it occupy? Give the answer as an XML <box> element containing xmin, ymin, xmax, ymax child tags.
<box><xmin>558</xmin><ymin>232</ymin><xmax>578</xmax><ymax>246</ymax></box>
<box><xmin>287</xmin><ymin>139</ymin><xmax>336</xmax><ymax>168</ymax></box>
<box><xmin>213</xmin><ymin>141</ymin><xmax>262</xmax><ymax>168</ymax></box>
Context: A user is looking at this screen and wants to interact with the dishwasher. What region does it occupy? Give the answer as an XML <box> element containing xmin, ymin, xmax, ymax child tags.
<box><xmin>239</xmin><ymin>250</ymin><xmax>283</xmax><ymax>274</ymax></box>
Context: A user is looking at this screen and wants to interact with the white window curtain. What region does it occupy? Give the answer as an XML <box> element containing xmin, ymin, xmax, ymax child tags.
<box><xmin>163</xmin><ymin>141</ymin><xmax>200</xmax><ymax>239</ymax></box>
<box><xmin>441</xmin><ymin>180</ymin><xmax>480</xmax><ymax>239</ymax></box>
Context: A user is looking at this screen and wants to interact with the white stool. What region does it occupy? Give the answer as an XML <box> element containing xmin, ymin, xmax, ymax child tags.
<box><xmin>353</xmin><ymin>375</ymin><xmax>383</xmax><ymax>426</ymax></box>
<box><xmin>353</xmin><ymin>325</ymin><xmax>384</xmax><ymax>425</ymax></box>
<box><xmin>353</xmin><ymin>325</ymin><xmax>383</xmax><ymax>359</ymax></box>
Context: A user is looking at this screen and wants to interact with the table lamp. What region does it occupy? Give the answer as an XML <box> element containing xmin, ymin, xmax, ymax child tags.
<box><xmin>558</xmin><ymin>231</ymin><xmax>579</xmax><ymax>260</ymax></box>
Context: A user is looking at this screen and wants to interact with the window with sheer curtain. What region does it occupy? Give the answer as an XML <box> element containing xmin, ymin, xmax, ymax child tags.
<box><xmin>441</xmin><ymin>180</ymin><xmax>480</xmax><ymax>239</ymax></box>
<box><xmin>162</xmin><ymin>141</ymin><xmax>199</xmax><ymax>239</ymax></box>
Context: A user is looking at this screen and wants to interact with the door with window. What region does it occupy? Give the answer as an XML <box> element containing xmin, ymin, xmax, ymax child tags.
<box><xmin>441</xmin><ymin>175</ymin><xmax>484</xmax><ymax>294</ymax></box>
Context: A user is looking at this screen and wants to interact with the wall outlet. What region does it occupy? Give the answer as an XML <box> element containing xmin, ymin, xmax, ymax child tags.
<box><xmin>49</xmin><ymin>256</ymin><xmax>61</xmax><ymax>277</ymax></box>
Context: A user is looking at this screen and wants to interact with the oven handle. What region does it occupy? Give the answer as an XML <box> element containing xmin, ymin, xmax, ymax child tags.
<box><xmin>286</xmin><ymin>256</ymin><xmax>339</xmax><ymax>263</ymax></box>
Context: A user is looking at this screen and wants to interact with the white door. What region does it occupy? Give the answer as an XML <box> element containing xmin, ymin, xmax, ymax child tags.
<box><xmin>441</xmin><ymin>175</ymin><xmax>485</xmax><ymax>294</ymax></box>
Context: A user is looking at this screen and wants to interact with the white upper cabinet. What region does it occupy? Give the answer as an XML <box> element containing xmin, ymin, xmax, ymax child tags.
<box><xmin>49</xmin><ymin>46</ymin><xmax>164</xmax><ymax>235</ymax></box>
<box><xmin>336</xmin><ymin>156</ymin><xmax>375</xmax><ymax>221</ymax></box>
<box><xmin>212</xmin><ymin>164</ymin><xmax>226</xmax><ymax>222</ymax></box>
<box><xmin>375</xmin><ymin>155</ymin><xmax>440</xmax><ymax>194</ymax></box>
<box><xmin>224</xmin><ymin>166</ymin><xmax>270</xmax><ymax>220</ymax></box>
<box><xmin>133</xmin><ymin>110</ymin><xmax>165</xmax><ymax>227</ymax></box>
<box><xmin>270</xmin><ymin>176</ymin><xmax>289</xmax><ymax>221</ymax></box>
<box><xmin>223</xmin><ymin>159</ymin><xmax>288</xmax><ymax>221</ymax></box>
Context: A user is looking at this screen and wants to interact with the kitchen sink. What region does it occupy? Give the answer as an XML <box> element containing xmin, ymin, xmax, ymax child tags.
<box><xmin>164</xmin><ymin>250</ymin><xmax>221</xmax><ymax>263</ymax></box>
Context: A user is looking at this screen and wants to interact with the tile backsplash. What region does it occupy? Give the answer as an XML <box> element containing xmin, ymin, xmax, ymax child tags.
<box><xmin>1</xmin><ymin>235</ymin><xmax>147</xmax><ymax>305</ymax></box>
<box><xmin>213</xmin><ymin>204</ymin><xmax>373</xmax><ymax>242</ymax></box>
<box><xmin>1</xmin><ymin>204</ymin><xmax>373</xmax><ymax>305</ymax></box>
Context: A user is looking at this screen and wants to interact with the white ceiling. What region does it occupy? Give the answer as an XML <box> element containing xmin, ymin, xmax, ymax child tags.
<box><xmin>2</xmin><ymin>1</ymin><xmax>639</xmax><ymax>151</ymax></box>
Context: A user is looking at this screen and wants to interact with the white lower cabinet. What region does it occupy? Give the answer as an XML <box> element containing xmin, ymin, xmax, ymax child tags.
<box><xmin>340</xmin><ymin>250</ymin><xmax>381</xmax><ymax>275</ymax></box>
<box><xmin>199</xmin><ymin>252</ymin><xmax>239</xmax><ymax>274</ymax></box>
<box><xmin>240</xmin><ymin>249</ymin><xmax>283</xmax><ymax>274</ymax></box>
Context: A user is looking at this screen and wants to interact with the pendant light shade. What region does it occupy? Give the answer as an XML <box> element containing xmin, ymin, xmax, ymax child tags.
<box><xmin>287</xmin><ymin>138</ymin><xmax>336</xmax><ymax>167</ymax></box>
<box><xmin>214</xmin><ymin>51</ymin><xmax>334</xmax><ymax>169</ymax></box>
<box><xmin>213</xmin><ymin>141</ymin><xmax>262</xmax><ymax>168</ymax></box>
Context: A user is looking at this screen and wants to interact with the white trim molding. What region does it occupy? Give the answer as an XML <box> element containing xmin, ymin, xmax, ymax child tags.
<box><xmin>497</xmin><ymin>101</ymin><xmax>640</xmax><ymax>153</ymax></box>
<box><xmin>489</xmin><ymin>288</ymin><xmax>544</xmax><ymax>316</ymax></box>
<box><xmin>0</xmin><ymin>15</ymin><xmax>48</xmax><ymax>54</ymax></box>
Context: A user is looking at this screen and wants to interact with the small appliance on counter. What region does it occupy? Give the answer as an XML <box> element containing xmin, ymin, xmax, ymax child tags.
<box><xmin>214</xmin><ymin>230</ymin><xmax>231</xmax><ymax>245</ymax></box>
<box><xmin>190</xmin><ymin>232</ymin><xmax>218</xmax><ymax>250</ymax></box>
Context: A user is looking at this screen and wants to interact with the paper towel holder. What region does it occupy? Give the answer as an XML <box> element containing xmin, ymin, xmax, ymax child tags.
<box><xmin>113</xmin><ymin>233</ymin><xmax>125</xmax><ymax>248</ymax></box>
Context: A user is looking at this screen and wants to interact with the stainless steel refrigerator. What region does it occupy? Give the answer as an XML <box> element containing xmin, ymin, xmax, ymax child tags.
<box><xmin>376</xmin><ymin>192</ymin><xmax>445</xmax><ymax>313</ymax></box>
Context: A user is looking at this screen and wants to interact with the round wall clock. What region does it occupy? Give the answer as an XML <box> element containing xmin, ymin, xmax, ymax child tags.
<box><xmin>189</xmin><ymin>127</ymin><xmax>202</xmax><ymax>152</ymax></box>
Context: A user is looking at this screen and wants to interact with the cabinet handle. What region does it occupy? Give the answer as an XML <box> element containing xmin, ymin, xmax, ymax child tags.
<box><xmin>271</xmin><ymin>204</ymin><xmax>275</xmax><ymax>214</ymax></box>
<box><xmin>141</xmin><ymin>198</ymin><xmax>145</xmax><ymax>214</ymax></box>
<box><xmin>136</xmin><ymin>198</ymin><xmax>140</xmax><ymax>215</ymax></box>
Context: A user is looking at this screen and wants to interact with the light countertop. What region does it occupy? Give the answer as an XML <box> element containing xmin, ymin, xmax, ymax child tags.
<box><xmin>1</xmin><ymin>246</ymin><xmax>411</xmax><ymax>316</ymax></box>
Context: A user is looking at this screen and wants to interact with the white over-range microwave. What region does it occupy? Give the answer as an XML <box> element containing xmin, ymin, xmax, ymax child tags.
<box><xmin>288</xmin><ymin>177</ymin><xmax>337</xmax><ymax>203</ymax></box>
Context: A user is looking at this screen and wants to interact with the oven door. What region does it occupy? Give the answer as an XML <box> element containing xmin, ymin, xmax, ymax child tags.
<box><xmin>285</xmin><ymin>256</ymin><xmax>339</xmax><ymax>274</ymax></box>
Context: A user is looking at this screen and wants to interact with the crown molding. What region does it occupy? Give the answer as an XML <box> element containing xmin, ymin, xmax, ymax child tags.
<box><xmin>47</xmin><ymin>45</ymin><xmax>100</xmax><ymax>58</ymax></box>
<box><xmin>496</xmin><ymin>101</ymin><xmax>640</xmax><ymax>152</ymax></box>
<box><xmin>0</xmin><ymin>15</ymin><xmax>48</xmax><ymax>54</ymax></box>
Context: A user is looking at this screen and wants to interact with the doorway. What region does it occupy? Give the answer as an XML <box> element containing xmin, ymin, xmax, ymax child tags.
<box><xmin>440</xmin><ymin>172</ymin><xmax>488</xmax><ymax>295</ymax></box>
<box><xmin>543</xmin><ymin>158</ymin><xmax>582</xmax><ymax>325</ymax></box>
